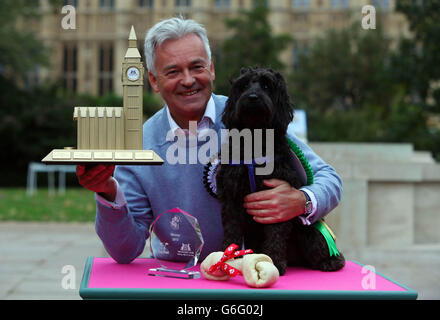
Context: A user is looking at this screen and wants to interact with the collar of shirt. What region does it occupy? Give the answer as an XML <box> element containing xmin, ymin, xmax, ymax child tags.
<box><xmin>166</xmin><ymin>96</ymin><xmax>216</xmax><ymax>137</ymax></box>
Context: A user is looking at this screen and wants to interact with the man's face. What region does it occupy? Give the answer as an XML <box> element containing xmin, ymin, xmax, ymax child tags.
<box><xmin>148</xmin><ymin>33</ymin><xmax>215</xmax><ymax>129</ymax></box>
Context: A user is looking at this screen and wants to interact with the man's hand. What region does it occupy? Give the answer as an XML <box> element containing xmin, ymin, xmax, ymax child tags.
<box><xmin>76</xmin><ymin>164</ymin><xmax>116</xmax><ymax>202</ymax></box>
<box><xmin>243</xmin><ymin>179</ymin><xmax>307</xmax><ymax>224</ymax></box>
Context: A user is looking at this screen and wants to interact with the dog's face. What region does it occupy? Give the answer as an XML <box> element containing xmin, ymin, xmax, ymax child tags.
<box><xmin>222</xmin><ymin>67</ymin><xmax>294</xmax><ymax>132</ymax></box>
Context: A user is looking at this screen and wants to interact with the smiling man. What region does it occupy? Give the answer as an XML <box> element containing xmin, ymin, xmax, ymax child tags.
<box><xmin>148</xmin><ymin>32</ymin><xmax>215</xmax><ymax>129</ymax></box>
<box><xmin>76</xmin><ymin>17</ymin><xmax>343</xmax><ymax>264</ymax></box>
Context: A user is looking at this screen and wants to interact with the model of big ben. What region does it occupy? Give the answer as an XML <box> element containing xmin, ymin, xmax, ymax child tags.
<box><xmin>122</xmin><ymin>26</ymin><xmax>143</xmax><ymax>150</ymax></box>
<box><xmin>42</xmin><ymin>26</ymin><xmax>163</xmax><ymax>165</ymax></box>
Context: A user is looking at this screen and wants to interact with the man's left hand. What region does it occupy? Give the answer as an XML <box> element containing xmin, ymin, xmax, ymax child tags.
<box><xmin>243</xmin><ymin>179</ymin><xmax>306</xmax><ymax>224</ymax></box>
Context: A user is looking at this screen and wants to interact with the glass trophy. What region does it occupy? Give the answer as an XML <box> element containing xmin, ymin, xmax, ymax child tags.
<box><xmin>148</xmin><ymin>208</ymin><xmax>204</xmax><ymax>279</ymax></box>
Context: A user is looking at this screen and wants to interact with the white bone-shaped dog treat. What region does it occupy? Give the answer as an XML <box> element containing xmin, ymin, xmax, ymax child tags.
<box><xmin>200</xmin><ymin>252</ymin><xmax>243</xmax><ymax>281</ymax></box>
<box><xmin>242</xmin><ymin>254</ymin><xmax>279</xmax><ymax>288</ymax></box>
<box><xmin>201</xmin><ymin>252</ymin><xmax>279</xmax><ymax>288</ymax></box>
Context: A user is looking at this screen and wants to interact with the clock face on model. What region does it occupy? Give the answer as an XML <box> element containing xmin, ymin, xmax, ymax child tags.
<box><xmin>127</xmin><ymin>66</ymin><xmax>140</xmax><ymax>81</ymax></box>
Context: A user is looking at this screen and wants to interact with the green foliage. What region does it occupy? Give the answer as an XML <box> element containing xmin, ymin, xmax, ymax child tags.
<box><xmin>214</xmin><ymin>5</ymin><xmax>292</xmax><ymax>95</ymax></box>
<box><xmin>394</xmin><ymin>0</ymin><xmax>440</xmax><ymax>109</ymax></box>
<box><xmin>0</xmin><ymin>188</ymin><xmax>96</xmax><ymax>222</ymax></box>
<box><xmin>289</xmin><ymin>19</ymin><xmax>440</xmax><ymax>161</ymax></box>
<box><xmin>84</xmin><ymin>91</ymin><xmax>123</xmax><ymax>107</ymax></box>
<box><xmin>79</xmin><ymin>91</ymin><xmax>162</xmax><ymax>119</ymax></box>
<box><xmin>305</xmin><ymin>87</ymin><xmax>440</xmax><ymax>161</ymax></box>
<box><xmin>387</xmin><ymin>2</ymin><xmax>440</xmax><ymax>158</ymax></box>
<box><xmin>0</xmin><ymin>0</ymin><xmax>50</xmax><ymax>84</ymax></box>
<box><xmin>290</xmin><ymin>22</ymin><xmax>394</xmax><ymax>112</ymax></box>
<box><xmin>142</xmin><ymin>92</ymin><xmax>163</xmax><ymax>119</ymax></box>
<box><xmin>306</xmin><ymin>88</ymin><xmax>426</xmax><ymax>142</ymax></box>
<box><xmin>0</xmin><ymin>77</ymin><xmax>77</xmax><ymax>181</ymax></box>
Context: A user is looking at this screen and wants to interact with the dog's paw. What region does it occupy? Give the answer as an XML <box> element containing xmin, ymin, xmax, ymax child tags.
<box><xmin>274</xmin><ymin>259</ymin><xmax>288</xmax><ymax>276</ymax></box>
<box><xmin>316</xmin><ymin>253</ymin><xmax>345</xmax><ymax>272</ymax></box>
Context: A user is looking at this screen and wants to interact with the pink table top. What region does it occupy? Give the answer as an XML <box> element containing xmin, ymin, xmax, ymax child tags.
<box><xmin>86</xmin><ymin>257</ymin><xmax>408</xmax><ymax>292</ymax></box>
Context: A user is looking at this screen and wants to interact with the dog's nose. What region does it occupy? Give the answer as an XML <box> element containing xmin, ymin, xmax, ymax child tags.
<box><xmin>248</xmin><ymin>93</ymin><xmax>258</xmax><ymax>100</ymax></box>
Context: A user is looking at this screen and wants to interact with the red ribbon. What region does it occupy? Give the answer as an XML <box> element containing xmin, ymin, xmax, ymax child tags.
<box><xmin>208</xmin><ymin>244</ymin><xmax>253</xmax><ymax>277</ymax></box>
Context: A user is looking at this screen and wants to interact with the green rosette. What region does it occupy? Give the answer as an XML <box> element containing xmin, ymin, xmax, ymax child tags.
<box><xmin>286</xmin><ymin>137</ymin><xmax>314</xmax><ymax>186</ymax></box>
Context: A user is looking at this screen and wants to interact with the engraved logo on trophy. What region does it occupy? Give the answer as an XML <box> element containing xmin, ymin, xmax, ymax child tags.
<box><xmin>148</xmin><ymin>208</ymin><xmax>204</xmax><ymax>279</ymax></box>
<box><xmin>170</xmin><ymin>215</ymin><xmax>181</xmax><ymax>230</ymax></box>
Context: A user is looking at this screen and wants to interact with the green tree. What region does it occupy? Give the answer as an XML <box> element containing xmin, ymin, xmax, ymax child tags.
<box><xmin>0</xmin><ymin>0</ymin><xmax>52</xmax><ymax>84</ymax></box>
<box><xmin>81</xmin><ymin>91</ymin><xmax>162</xmax><ymax>120</ymax></box>
<box><xmin>289</xmin><ymin>21</ymin><xmax>440</xmax><ymax>160</ymax></box>
<box><xmin>391</xmin><ymin>1</ymin><xmax>440</xmax><ymax>159</ymax></box>
<box><xmin>0</xmin><ymin>77</ymin><xmax>78</xmax><ymax>186</ymax></box>
<box><xmin>214</xmin><ymin>4</ymin><xmax>292</xmax><ymax>95</ymax></box>
<box><xmin>290</xmin><ymin>22</ymin><xmax>395</xmax><ymax>114</ymax></box>
<box><xmin>395</xmin><ymin>0</ymin><xmax>440</xmax><ymax>109</ymax></box>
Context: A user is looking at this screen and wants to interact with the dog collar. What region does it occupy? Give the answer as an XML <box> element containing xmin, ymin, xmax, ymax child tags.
<box><xmin>203</xmin><ymin>137</ymin><xmax>314</xmax><ymax>198</ymax></box>
<box><xmin>229</xmin><ymin>157</ymin><xmax>274</xmax><ymax>194</ymax></box>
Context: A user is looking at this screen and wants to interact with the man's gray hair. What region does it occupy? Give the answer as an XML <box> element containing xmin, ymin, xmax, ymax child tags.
<box><xmin>144</xmin><ymin>16</ymin><xmax>212</xmax><ymax>76</ymax></box>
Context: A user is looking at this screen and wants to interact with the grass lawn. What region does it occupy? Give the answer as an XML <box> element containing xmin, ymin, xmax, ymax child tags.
<box><xmin>0</xmin><ymin>188</ymin><xmax>97</xmax><ymax>222</ymax></box>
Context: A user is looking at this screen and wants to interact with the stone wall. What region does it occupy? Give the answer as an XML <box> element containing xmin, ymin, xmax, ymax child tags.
<box><xmin>309</xmin><ymin>142</ymin><xmax>440</xmax><ymax>251</ymax></box>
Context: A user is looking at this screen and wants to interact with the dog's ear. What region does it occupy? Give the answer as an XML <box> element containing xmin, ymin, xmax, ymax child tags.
<box><xmin>240</xmin><ymin>67</ymin><xmax>250</xmax><ymax>75</ymax></box>
<box><xmin>222</xmin><ymin>75</ymin><xmax>242</xmax><ymax>129</ymax></box>
<box><xmin>229</xmin><ymin>68</ymin><xmax>247</xmax><ymax>88</ymax></box>
<box><xmin>221</xmin><ymin>95</ymin><xmax>236</xmax><ymax>129</ymax></box>
<box><xmin>273</xmin><ymin>70</ymin><xmax>294</xmax><ymax>133</ymax></box>
<box><xmin>222</xmin><ymin>69</ymin><xmax>251</xmax><ymax>129</ymax></box>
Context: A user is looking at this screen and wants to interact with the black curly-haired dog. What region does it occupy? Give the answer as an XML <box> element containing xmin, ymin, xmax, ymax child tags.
<box><xmin>216</xmin><ymin>67</ymin><xmax>345</xmax><ymax>275</ymax></box>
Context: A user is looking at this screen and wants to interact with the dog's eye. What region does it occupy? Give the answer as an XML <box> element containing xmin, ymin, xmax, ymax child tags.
<box><xmin>235</xmin><ymin>79</ymin><xmax>249</xmax><ymax>90</ymax></box>
<box><xmin>261</xmin><ymin>81</ymin><xmax>270</xmax><ymax>90</ymax></box>
<box><xmin>260</xmin><ymin>77</ymin><xmax>273</xmax><ymax>91</ymax></box>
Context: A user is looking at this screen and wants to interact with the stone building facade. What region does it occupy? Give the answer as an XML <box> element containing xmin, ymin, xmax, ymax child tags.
<box><xmin>31</xmin><ymin>0</ymin><xmax>409</xmax><ymax>96</ymax></box>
